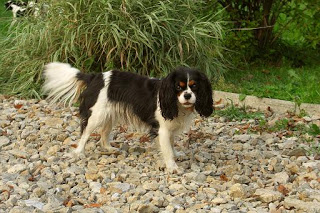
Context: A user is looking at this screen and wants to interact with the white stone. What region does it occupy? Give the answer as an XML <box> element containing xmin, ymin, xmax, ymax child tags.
<box><xmin>8</xmin><ymin>164</ymin><xmax>27</xmax><ymax>174</ymax></box>
<box><xmin>273</xmin><ymin>172</ymin><xmax>289</xmax><ymax>184</ymax></box>
<box><xmin>89</xmin><ymin>182</ymin><xmax>102</xmax><ymax>193</ymax></box>
<box><xmin>254</xmin><ymin>189</ymin><xmax>282</xmax><ymax>203</ymax></box>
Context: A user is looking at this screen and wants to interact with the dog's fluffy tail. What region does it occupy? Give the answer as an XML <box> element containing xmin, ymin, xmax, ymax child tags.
<box><xmin>43</xmin><ymin>62</ymin><xmax>85</xmax><ymax>106</ymax></box>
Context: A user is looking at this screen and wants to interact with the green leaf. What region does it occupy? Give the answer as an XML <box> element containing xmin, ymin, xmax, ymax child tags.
<box><xmin>239</xmin><ymin>94</ymin><xmax>247</xmax><ymax>102</ymax></box>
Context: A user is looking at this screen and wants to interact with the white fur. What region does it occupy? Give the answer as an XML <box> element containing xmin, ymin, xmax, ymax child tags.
<box><xmin>156</xmin><ymin>104</ymin><xmax>195</xmax><ymax>173</ymax></box>
<box><xmin>9</xmin><ymin>4</ymin><xmax>25</xmax><ymax>18</ymax></box>
<box><xmin>177</xmin><ymin>74</ymin><xmax>196</xmax><ymax>108</ymax></box>
<box><xmin>43</xmin><ymin>62</ymin><xmax>82</xmax><ymax>106</ymax></box>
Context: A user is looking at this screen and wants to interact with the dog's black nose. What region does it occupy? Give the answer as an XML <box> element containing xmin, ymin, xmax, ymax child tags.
<box><xmin>184</xmin><ymin>93</ymin><xmax>192</xmax><ymax>100</ymax></box>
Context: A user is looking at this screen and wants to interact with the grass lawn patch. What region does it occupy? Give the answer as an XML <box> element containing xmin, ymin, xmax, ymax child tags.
<box><xmin>215</xmin><ymin>64</ymin><xmax>320</xmax><ymax>104</ymax></box>
<box><xmin>0</xmin><ymin>0</ymin><xmax>12</xmax><ymax>39</ymax></box>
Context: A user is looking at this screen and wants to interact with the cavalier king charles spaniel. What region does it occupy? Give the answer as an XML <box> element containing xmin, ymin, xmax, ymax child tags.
<box><xmin>43</xmin><ymin>62</ymin><xmax>213</xmax><ymax>173</ymax></box>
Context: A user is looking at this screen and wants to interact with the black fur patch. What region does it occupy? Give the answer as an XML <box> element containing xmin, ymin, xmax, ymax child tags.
<box><xmin>108</xmin><ymin>71</ymin><xmax>161</xmax><ymax>135</ymax></box>
<box><xmin>76</xmin><ymin>72</ymin><xmax>105</xmax><ymax>133</ymax></box>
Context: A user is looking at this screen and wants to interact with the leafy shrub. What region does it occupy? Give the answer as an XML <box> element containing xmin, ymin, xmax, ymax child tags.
<box><xmin>218</xmin><ymin>0</ymin><xmax>320</xmax><ymax>65</ymax></box>
<box><xmin>0</xmin><ymin>0</ymin><xmax>225</xmax><ymax>97</ymax></box>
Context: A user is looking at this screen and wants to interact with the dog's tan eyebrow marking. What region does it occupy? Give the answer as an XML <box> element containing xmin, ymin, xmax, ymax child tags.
<box><xmin>188</xmin><ymin>80</ymin><xmax>195</xmax><ymax>86</ymax></box>
<box><xmin>179</xmin><ymin>81</ymin><xmax>186</xmax><ymax>87</ymax></box>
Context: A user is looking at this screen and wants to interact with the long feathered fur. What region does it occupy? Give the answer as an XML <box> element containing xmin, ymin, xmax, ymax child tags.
<box><xmin>42</xmin><ymin>62</ymin><xmax>84</xmax><ymax>106</ymax></box>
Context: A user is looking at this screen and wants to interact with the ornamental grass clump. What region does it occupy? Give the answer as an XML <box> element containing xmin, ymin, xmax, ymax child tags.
<box><xmin>0</xmin><ymin>0</ymin><xmax>225</xmax><ymax>97</ymax></box>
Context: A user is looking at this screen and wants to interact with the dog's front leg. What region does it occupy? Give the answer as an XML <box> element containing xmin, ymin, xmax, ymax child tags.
<box><xmin>158</xmin><ymin>128</ymin><xmax>183</xmax><ymax>174</ymax></box>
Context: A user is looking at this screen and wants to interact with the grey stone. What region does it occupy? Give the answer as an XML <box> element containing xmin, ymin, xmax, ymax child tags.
<box><xmin>233</xmin><ymin>134</ymin><xmax>251</xmax><ymax>142</ymax></box>
<box><xmin>0</xmin><ymin>136</ymin><xmax>10</xmax><ymax>148</ymax></box>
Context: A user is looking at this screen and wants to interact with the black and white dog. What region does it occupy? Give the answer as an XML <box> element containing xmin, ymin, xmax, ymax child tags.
<box><xmin>43</xmin><ymin>62</ymin><xmax>213</xmax><ymax>173</ymax></box>
<box><xmin>5</xmin><ymin>0</ymin><xmax>38</xmax><ymax>18</ymax></box>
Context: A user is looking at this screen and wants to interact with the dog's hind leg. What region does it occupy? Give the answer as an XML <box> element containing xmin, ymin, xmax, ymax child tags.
<box><xmin>74</xmin><ymin>111</ymin><xmax>105</xmax><ymax>155</ymax></box>
<box><xmin>99</xmin><ymin>119</ymin><xmax>119</xmax><ymax>152</ymax></box>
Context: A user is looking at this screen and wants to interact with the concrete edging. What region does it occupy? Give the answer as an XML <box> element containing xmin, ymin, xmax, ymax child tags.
<box><xmin>213</xmin><ymin>90</ymin><xmax>320</xmax><ymax>117</ymax></box>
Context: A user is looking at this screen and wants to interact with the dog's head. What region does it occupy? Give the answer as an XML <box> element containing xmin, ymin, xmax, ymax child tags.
<box><xmin>159</xmin><ymin>67</ymin><xmax>213</xmax><ymax>120</ymax></box>
<box><xmin>5</xmin><ymin>1</ymin><xmax>13</xmax><ymax>10</ymax></box>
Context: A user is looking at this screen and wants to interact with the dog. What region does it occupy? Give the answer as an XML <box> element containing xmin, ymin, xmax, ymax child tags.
<box><xmin>5</xmin><ymin>0</ymin><xmax>27</xmax><ymax>17</ymax></box>
<box><xmin>5</xmin><ymin>0</ymin><xmax>39</xmax><ymax>18</ymax></box>
<box><xmin>43</xmin><ymin>62</ymin><xmax>213</xmax><ymax>173</ymax></box>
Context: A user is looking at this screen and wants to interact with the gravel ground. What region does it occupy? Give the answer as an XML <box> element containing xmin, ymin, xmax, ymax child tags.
<box><xmin>0</xmin><ymin>95</ymin><xmax>320</xmax><ymax>213</ymax></box>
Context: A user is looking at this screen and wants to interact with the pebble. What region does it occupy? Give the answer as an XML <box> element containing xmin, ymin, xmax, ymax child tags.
<box><xmin>254</xmin><ymin>189</ymin><xmax>282</xmax><ymax>203</ymax></box>
<box><xmin>0</xmin><ymin>136</ymin><xmax>10</xmax><ymax>148</ymax></box>
<box><xmin>233</xmin><ymin>134</ymin><xmax>251</xmax><ymax>142</ymax></box>
<box><xmin>0</xmin><ymin>97</ymin><xmax>319</xmax><ymax>212</ymax></box>
<box><xmin>229</xmin><ymin>183</ymin><xmax>246</xmax><ymax>199</ymax></box>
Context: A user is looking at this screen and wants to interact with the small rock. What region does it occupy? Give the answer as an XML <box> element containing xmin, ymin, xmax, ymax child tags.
<box><xmin>211</xmin><ymin>197</ymin><xmax>227</xmax><ymax>205</ymax></box>
<box><xmin>273</xmin><ymin>172</ymin><xmax>289</xmax><ymax>184</ymax></box>
<box><xmin>8</xmin><ymin>164</ymin><xmax>27</xmax><ymax>174</ymax></box>
<box><xmin>9</xmin><ymin>150</ymin><xmax>29</xmax><ymax>159</ymax></box>
<box><xmin>303</xmin><ymin>116</ymin><xmax>312</xmax><ymax>122</ymax></box>
<box><xmin>229</xmin><ymin>183</ymin><xmax>246</xmax><ymax>199</ymax></box>
<box><xmin>283</xmin><ymin>148</ymin><xmax>306</xmax><ymax>157</ymax></box>
<box><xmin>232</xmin><ymin>175</ymin><xmax>251</xmax><ymax>184</ymax></box>
<box><xmin>47</xmin><ymin>145</ymin><xmax>61</xmax><ymax>155</ymax></box>
<box><xmin>255</xmin><ymin>189</ymin><xmax>282</xmax><ymax>203</ymax></box>
<box><xmin>89</xmin><ymin>182</ymin><xmax>102</xmax><ymax>193</ymax></box>
<box><xmin>284</xmin><ymin>197</ymin><xmax>320</xmax><ymax>212</ymax></box>
<box><xmin>302</xmin><ymin>162</ymin><xmax>319</xmax><ymax>170</ymax></box>
<box><xmin>138</xmin><ymin>204</ymin><xmax>158</xmax><ymax>213</ymax></box>
<box><xmin>24</xmin><ymin>199</ymin><xmax>44</xmax><ymax>210</ymax></box>
<box><xmin>233</xmin><ymin>134</ymin><xmax>251</xmax><ymax>142</ymax></box>
<box><xmin>108</xmin><ymin>182</ymin><xmax>132</xmax><ymax>193</ymax></box>
<box><xmin>195</xmin><ymin>173</ymin><xmax>207</xmax><ymax>183</ymax></box>
<box><xmin>85</xmin><ymin>173</ymin><xmax>100</xmax><ymax>181</ymax></box>
<box><xmin>45</xmin><ymin>117</ymin><xmax>63</xmax><ymax>128</ymax></box>
<box><xmin>0</xmin><ymin>136</ymin><xmax>10</xmax><ymax>148</ymax></box>
<box><xmin>169</xmin><ymin>184</ymin><xmax>186</xmax><ymax>194</ymax></box>
<box><xmin>232</xmin><ymin>143</ymin><xmax>243</xmax><ymax>151</ymax></box>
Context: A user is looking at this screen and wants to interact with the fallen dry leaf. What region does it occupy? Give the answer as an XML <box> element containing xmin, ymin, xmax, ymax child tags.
<box><xmin>139</xmin><ymin>135</ymin><xmax>150</xmax><ymax>143</ymax></box>
<box><xmin>240</xmin><ymin>123</ymin><xmax>250</xmax><ymax>131</ymax></box>
<box><xmin>28</xmin><ymin>176</ymin><xmax>35</xmax><ymax>182</ymax></box>
<box><xmin>90</xmin><ymin>133</ymin><xmax>101</xmax><ymax>140</ymax></box>
<box><xmin>215</xmin><ymin>98</ymin><xmax>222</xmax><ymax>105</ymax></box>
<box><xmin>63</xmin><ymin>196</ymin><xmax>73</xmax><ymax>207</ymax></box>
<box><xmin>84</xmin><ymin>203</ymin><xmax>102</xmax><ymax>208</ymax></box>
<box><xmin>70</xmin><ymin>144</ymin><xmax>78</xmax><ymax>148</ymax></box>
<box><xmin>119</xmin><ymin>126</ymin><xmax>127</xmax><ymax>133</ymax></box>
<box><xmin>66</xmin><ymin>200</ymin><xmax>73</xmax><ymax>208</ymax></box>
<box><xmin>277</xmin><ymin>184</ymin><xmax>289</xmax><ymax>196</ymax></box>
<box><xmin>220</xmin><ymin>174</ymin><xmax>228</xmax><ymax>182</ymax></box>
<box><xmin>14</xmin><ymin>104</ymin><xmax>23</xmax><ymax>109</ymax></box>
<box><xmin>124</xmin><ymin>133</ymin><xmax>134</xmax><ymax>140</ymax></box>
<box><xmin>100</xmin><ymin>187</ymin><xmax>107</xmax><ymax>194</ymax></box>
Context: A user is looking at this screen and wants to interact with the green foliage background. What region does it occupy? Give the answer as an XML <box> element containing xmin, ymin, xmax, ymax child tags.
<box><xmin>0</xmin><ymin>0</ymin><xmax>225</xmax><ymax>97</ymax></box>
<box><xmin>0</xmin><ymin>0</ymin><xmax>319</xmax><ymax>103</ymax></box>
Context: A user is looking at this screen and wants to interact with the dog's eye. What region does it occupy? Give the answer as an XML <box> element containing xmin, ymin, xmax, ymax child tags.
<box><xmin>176</xmin><ymin>85</ymin><xmax>182</xmax><ymax>91</ymax></box>
<box><xmin>190</xmin><ymin>84</ymin><xmax>197</xmax><ymax>89</ymax></box>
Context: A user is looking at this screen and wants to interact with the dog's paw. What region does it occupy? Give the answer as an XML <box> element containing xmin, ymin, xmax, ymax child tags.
<box><xmin>100</xmin><ymin>145</ymin><xmax>121</xmax><ymax>155</ymax></box>
<box><xmin>62</xmin><ymin>151</ymin><xmax>85</xmax><ymax>161</ymax></box>
<box><xmin>166</xmin><ymin>161</ymin><xmax>184</xmax><ymax>174</ymax></box>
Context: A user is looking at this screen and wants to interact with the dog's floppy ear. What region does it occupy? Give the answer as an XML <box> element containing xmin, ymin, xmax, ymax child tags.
<box><xmin>195</xmin><ymin>72</ymin><xmax>213</xmax><ymax>117</ymax></box>
<box><xmin>159</xmin><ymin>72</ymin><xmax>178</xmax><ymax>120</ymax></box>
